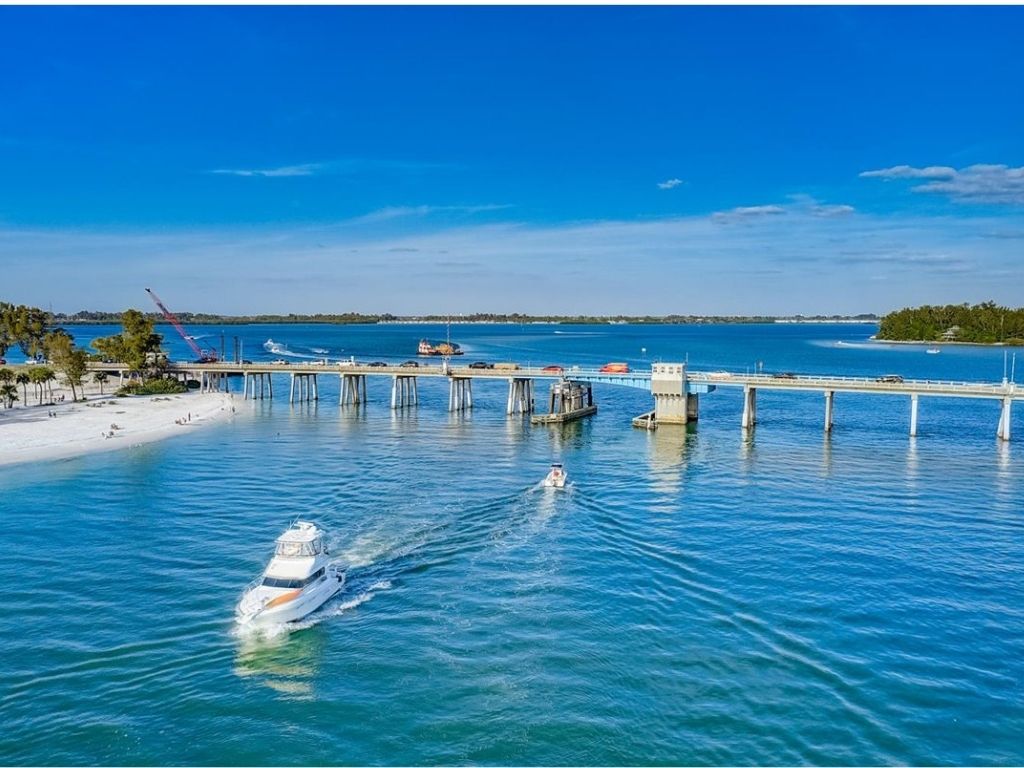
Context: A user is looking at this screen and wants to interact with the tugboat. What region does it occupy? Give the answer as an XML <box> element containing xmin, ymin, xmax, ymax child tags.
<box><xmin>418</xmin><ymin>339</ymin><xmax>463</xmax><ymax>356</ymax></box>
<box><xmin>543</xmin><ymin>463</ymin><xmax>568</xmax><ymax>488</ymax></box>
<box><xmin>236</xmin><ymin>521</ymin><xmax>345</xmax><ymax>627</ymax></box>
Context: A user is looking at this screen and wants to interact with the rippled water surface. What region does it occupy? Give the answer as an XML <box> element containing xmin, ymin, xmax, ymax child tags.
<box><xmin>1</xmin><ymin>324</ymin><xmax>1022</xmax><ymax>765</ymax></box>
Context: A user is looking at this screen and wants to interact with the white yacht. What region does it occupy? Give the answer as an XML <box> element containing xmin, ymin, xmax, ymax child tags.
<box><xmin>543</xmin><ymin>463</ymin><xmax>567</xmax><ymax>488</ymax></box>
<box><xmin>236</xmin><ymin>521</ymin><xmax>345</xmax><ymax>627</ymax></box>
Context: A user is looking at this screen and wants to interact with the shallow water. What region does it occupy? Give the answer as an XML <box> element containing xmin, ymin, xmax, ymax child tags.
<box><xmin>1</xmin><ymin>324</ymin><xmax>1021</xmax><ymax>765</ymax></box>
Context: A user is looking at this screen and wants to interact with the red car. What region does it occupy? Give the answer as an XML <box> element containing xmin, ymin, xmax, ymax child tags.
<box><xmin>542</xmin><ymin>365</ymin><xmax>564</xmax><ymax>373</ymax></box>
<box><xmin>599</xmin><ymin>362</ymin><xmax>630</xmax><ymax>373</ymax></box>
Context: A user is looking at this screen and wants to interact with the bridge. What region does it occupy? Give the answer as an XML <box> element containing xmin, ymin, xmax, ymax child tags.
<box><xmin>86</xmin><ymin>360</ymin><xmax>1021</xmax><ymax>442</ymax></box>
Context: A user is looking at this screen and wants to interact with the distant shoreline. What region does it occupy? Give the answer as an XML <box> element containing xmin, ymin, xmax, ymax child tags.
<box><xmin>51</xmin><ymin>315</ymin><xmax>881</xmax><ymax>326</ymax></box>
<box><xmin>871</xmin><ymin>338</ymin><xmax>1024</xmax><ymax>348</ymax></box>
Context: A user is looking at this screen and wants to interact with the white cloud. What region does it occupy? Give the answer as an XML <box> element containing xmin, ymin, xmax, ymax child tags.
<box><xmin>3</xmin><ymin>202</ymin><xmax>1020</xmax><ymax>316</ymax></box>
<box><xmin>861</xmin><ymin>163</ymin><xmax>1024</xmax><ymax>204</ymax></box>
<box><xmin>712</xmin><ymin>204</ymin><xmax>786</xmax><ymax>222</ymax></box>
<box><xmin>352</xmin><ymin>204</ymin><xmax>511</xmax><ymax>224</ymax></box>
<box><xmin>657</xmin><ymin>178</ymin><xmax>683</xmax><ymax>190</ymax></box>
<box><xmin>860</xmin><ymin>165</ymin><xmax>955</xmax><ymax>180</ymax></box>
<box><xmin>211</xmin><ymin>163</ymin><xmax>322</xmax><ymax>178</ymax></box>
<box><xmin>810</xmin><ymin>203</ymin><xmax>856</xmax><ymax>217</ymax></box>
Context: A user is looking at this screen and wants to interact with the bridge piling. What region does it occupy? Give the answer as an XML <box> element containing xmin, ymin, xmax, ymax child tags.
<box><xmin>741</xmin><ymin>386</ymin><xmax>758</xmax><ymax>429</ymax></box>
<box><xmin>910</xmin><ymin>394</ymin><xmax>919</xmax><ymax>437</ymax></box>
<box><xmin>998</xmin><ymin>397</ymin><xmax>1012</xmax><ymax>441</ymax></box>
<box><xmin>391</xmin><ymin>375</ymin><xmax>417</xmax><ymax>410</ymax></box>
<box><xmin>340</xmin><ymin>374</ymin><xmax>366</xmax><ymax>406</ymax></box>
<box><xmin>824</xmin><ymin>390</ymin><xmax>834</xmax><ymax>432</ymax></box>
<box><xmin>506</xmin><ymin>378</ymin><xmax>534</xmax><ymax>415</ymax></box>
<box><xmin>448</xmin><ymin>377</ymin><xmax>472</xmax><ymax>412</ymax></box>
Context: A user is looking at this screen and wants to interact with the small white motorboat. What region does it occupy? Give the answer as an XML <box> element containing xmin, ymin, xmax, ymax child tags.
<box><xmin>236</xmin><ymin>521</ymin><xmax>345</xmax><ymax>627</ymax></box>
<box><xmin>926</xmin><ymin>348</ymin><xmax>941</xmax><ymax>354</ymax></box>
<box><xmin>543</xmin><ymin>463</ymin><xmax>567</xmax><ymax>488</ymax></box>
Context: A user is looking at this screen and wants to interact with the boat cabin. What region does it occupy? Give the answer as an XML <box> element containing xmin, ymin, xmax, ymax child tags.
<box><xmin>274</xmin><ymin>521</ymin><xmax>328</xmax><ymax>558</ymax></box>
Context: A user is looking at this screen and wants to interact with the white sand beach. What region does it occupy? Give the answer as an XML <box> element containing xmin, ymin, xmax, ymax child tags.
<box><xmin>0</xmin><ymin>391</ymin><xmax>236</xmax><ymax>467</ymax></box>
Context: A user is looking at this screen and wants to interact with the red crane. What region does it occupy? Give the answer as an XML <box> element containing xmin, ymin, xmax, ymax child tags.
<box><xmin>145</xmin><ymin>287</ymin><xmax>218</xmax><ymax>362</ymax></box>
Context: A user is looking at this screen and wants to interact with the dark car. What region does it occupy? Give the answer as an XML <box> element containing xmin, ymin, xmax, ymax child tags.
<box><xmin>876</xmin><ymin>374</ymin><xmax>904</xmax><ymax>383</ymax></box>
<box><xmin>367</xmin><ymin>361</ymin><xmax>387</xmax><ymax>367</ymax></box>
<box><xmin>468</xmin><ymin>361</ymin><xmax>493</xmax><ymax>369</ymax></box>
<box><xmin>542</xmin><ymin>365</ymin><xmax>565</xmax><ymax>373</ymax></box>
<box><xmin>400</xmin><ymin>360</ymin><xmax>420</xmax><ymax>368</ymax></box>
<box><xmin>771</xmin><ymin>372</ymin><xmax>797</xmax><ymax>379</ymax></box>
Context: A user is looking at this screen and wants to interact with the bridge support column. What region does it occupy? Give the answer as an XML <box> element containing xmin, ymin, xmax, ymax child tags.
<box><xmin>340</xmin><ymin>374</ymin><xmax>366</xmax><ymax>406</ymax></box>
<box><xmin>391</xmin><ymin>375</ymin><xmax>417</xmax><ymax>410</ymax></box>
<box><xmin>290</xmin><ymin>373</ymin><xmax>317</xmax><ymax>403</ymax></box>
<box><xmin>449</xmin><ymin>377</ymin><xmax>473</xmax><ymax>412</ymax></box>
<box><xmin>687</xmin><ymin>393</ymin><xmax>699</xmax><ymax>421</ymax></box>
<box><xmin>910</xmin><ymin>394</ymin><xmax>919</xmax><ymax>437</ymax></box>
<box><xmin>506</xmin><ymin>378</ymin><xmax>534</xmax><ymax>415</ymax></box>
<box><xmin>741</xmin><ymin>385</ymin><xmax>758</xmax><ymax>429</ymax></box>
<box><xmin>824</xmin><ymin>390</ymin><xmax>834</xmax><ymax>433</ymax></box>
<box><xmin>997</xmin><ymin>397</ymin><xmax>1012</xmax><ymax>441</ymax></box>
<box><xmin>651</xmin><ymin>363</ymin><xmax>689</xmax><ymax>424</ymax></box>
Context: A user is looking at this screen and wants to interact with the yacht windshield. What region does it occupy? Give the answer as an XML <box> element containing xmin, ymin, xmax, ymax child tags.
<box><xmin>262</xmin><ymin>568</ymin><xmax>325</xmax><ymax>590</ymax></box>
<box><xmin>275</xmin><ymin>539</ymin><xmax>320</xmax><ymax>557</ymax></box>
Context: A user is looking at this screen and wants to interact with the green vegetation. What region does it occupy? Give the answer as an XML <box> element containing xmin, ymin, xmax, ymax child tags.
<box><xmin>44</xmin><ymin>329</ymin><xmax>90</xmax><ymax>401</ymax></box>
<box><xmin>878</xmin><ymin>302</ymin><xmax>1024</xmax><ymax>344</ymax></box>
<box><xmin>92</xmin><ymin>309</ymin><xmax>165</xmax><ymax>377</ymax></box>
<box><xmin>115</xmin><ymin>378</ymin><xmax>188</xmax><ymax>396</ymax></box>
<box><xmin>0</xmin><ymin>369</ymin><xmax>16</xmax><ymax>408</ymax></box>
<box><xmin>0</xmin><ymin>302</ymin><xmax>51</xmax><ymax>358</ymax></box>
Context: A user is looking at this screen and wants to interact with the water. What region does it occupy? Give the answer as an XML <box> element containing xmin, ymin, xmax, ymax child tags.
<box><xmin>1</xmin><ymin>323</ymin><xmax>1021</xmax><ymax>765</ymax></box>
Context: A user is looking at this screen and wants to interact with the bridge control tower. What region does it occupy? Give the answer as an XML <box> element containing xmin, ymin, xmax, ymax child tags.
<box><xmin>647</xmin><ymin>363</ymin><xmax>709</xmax><ymax>426</ymax></box>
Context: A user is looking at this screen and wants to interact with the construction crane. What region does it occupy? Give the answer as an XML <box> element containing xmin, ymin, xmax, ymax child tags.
<box><xmin>145</xmin><ymin>287</ymin><xmax>218</xmax><ymax>363</ymax></box>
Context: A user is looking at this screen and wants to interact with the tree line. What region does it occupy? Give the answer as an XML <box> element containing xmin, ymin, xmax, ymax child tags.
<box><xmin>0</xmin><ymin>302</ymin><xmax>166</xmax><ymax>405</ymax></box>
<box><xmin>877</xmin><ymin>302</ymin><xmax>1024</xmax><ymax>344</ymax></box>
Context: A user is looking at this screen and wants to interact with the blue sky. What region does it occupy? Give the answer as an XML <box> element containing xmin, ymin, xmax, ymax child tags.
<box><xmin>1</xmin><ymin>6</ymin><xmax>1022</xmax><ymax>315</ymax></box>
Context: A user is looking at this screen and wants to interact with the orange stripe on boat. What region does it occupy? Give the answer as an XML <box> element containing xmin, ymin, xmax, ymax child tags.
<box><xmin>266</xmin><ymin>589</ymin><xmax>302</xmax><ymax>608</ymax></box>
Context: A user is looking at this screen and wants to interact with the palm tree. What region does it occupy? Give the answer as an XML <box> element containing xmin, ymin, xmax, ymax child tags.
<box><xmin>15</xmin><ymin>371</ymin><xmax>29</xmax><ymax>405</ymax></box>
<box><xmin>41</xmin><ymin>368</ymin><xmax>56</xmax><ymax>403</ymax></box>
<box><xmin>0</xmin><ymin>383</ymin><xmax>17</xmax><ymax>409</ymax></box>
<box><xmin>94</xmin><ymin>371</ymin><xmax>108</xmax><ymax>395</ymax></box>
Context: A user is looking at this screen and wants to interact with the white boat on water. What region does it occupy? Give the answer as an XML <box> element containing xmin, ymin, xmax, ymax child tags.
<box><xmin>927</xmin><ymin>348</ymin><xmax>941</xmax><ymax>354</ymax></box>
<box><xmin>236</xmin><ymin>521</ymin><xmax>345</xmax><ymax>627</ymax></box>
<box><xmin>543</xmin><ymin>463</ymin><xmax>567</xmax><ymax>488</ymax></box>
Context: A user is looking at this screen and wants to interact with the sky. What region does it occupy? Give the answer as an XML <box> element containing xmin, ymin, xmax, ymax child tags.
<box><xmin>0</xmin><ymin>6</ymin><xmax>1022</xmax><ymax>316</ymax></box>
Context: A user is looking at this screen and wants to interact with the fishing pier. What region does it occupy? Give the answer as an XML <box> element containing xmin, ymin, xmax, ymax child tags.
<box><xmin>88</xmin><ymin>360</ymin><xmax>1022</xmax><ymax>442</ymax></box>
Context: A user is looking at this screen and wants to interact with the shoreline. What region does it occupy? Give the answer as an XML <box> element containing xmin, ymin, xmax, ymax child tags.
<box><xmin>0</xmin><ymin>391</ymin><xmax>236</xmax><ymax>468</ymax></box>
<box><xmin>870</xmin><ymin>338</ymin><xmax>1023</xmax><ymax>348</ymax></box>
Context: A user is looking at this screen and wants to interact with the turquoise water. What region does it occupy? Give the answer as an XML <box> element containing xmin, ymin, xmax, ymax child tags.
<box><xmin>1</xmin><ymin>324</ymin><xmax>1022</xmax><ymax>765</ymax></box>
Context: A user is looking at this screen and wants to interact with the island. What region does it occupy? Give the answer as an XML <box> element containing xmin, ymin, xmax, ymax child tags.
<box><xmin>876</xmin><ymin>302</ymin><xmax>1024</xmax><ymax>345</ymax></box>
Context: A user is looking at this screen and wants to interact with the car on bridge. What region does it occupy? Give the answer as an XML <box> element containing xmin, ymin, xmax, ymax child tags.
<box><xmin>771</xmin><ymin>372</ymin><xmax>797</xmax><ymax>379</ymax></box>
<box><xmin>876</xmin><ymin>374</ymin><xmax>904</xmax><ymax>383</ymax></box>
<box><xmin>469</xmin><ymin>361</ymin><xmax>493</xmax><ymax>369</ymax></box>
<box><xmin>367</xmin><ymin>361</ymin><xmax>387</xmax><ymax>367</ymax></box>
<box><xmin>542</xmin><ymin>365</ymin><xmax>564</xmax><ymax>373</ymax></box>
<box><xmin>271</xmin><ymin>359</ymin><xmax>290</xmax><ymax>365</ymax></box>
<box><xmin>400</xmin><ymin>360</ymin><xmax>420</xmax><ymax>368</ymax></box>
<box><xmin>599</xmin><ymin>363</ymin><xmax>630</xmax><ymax>373</ymax></box>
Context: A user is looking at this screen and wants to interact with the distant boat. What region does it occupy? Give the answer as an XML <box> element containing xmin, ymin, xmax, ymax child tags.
<box><xmin>264</xmin><ymin>339</ymin><xmax>288</xmax><ymax>354</ymax></box>
<box><xmin>927</xmin><ymin>348</ymin><xmax>941</xmax><ymax>354</ymax></box>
